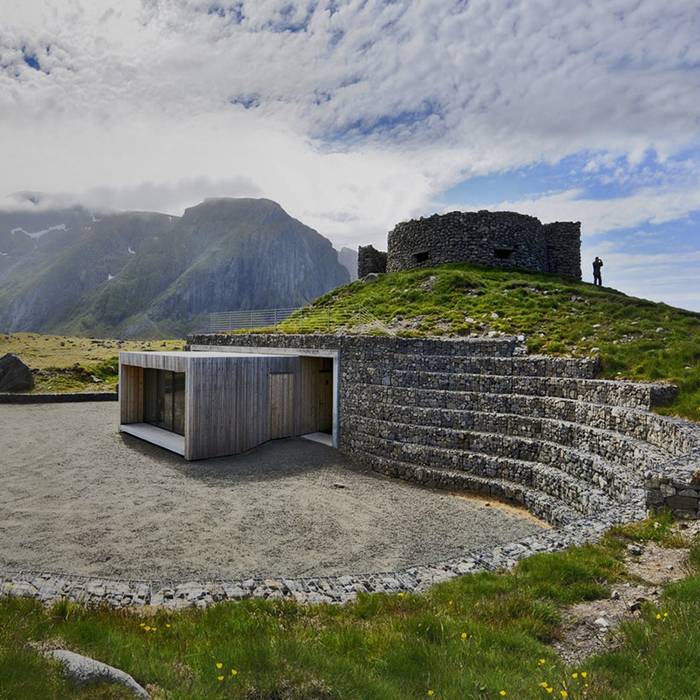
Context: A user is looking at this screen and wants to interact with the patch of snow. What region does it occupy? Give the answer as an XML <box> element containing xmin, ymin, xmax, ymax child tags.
<box><xmin>107</xmin><ymin>273</ymin><xmax>115</xmax><ymax>281</ymax></box>
<box><xmin>128</xmin><ymin>246</ymin><xmax>136</xmax><ymax>254</ymax></box>
<box><xmin>11</xmin><ymin>223</ymin><xmax>67</xmax><ymax>239</ymax></box>
<box><xmin>0</xmin><ymin>251</ymin><xmax>7</xmax><ymax>256</ymax></box>
<box><xmin>91</xmin><ymin>215</ymin><xmax>102</xmax><ymax>223</ymax></box>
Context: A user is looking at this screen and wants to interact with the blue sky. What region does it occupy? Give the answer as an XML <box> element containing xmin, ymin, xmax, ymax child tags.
<box><xmin>1</xmin><ymin>0</ymin><xmax>699</xmax><ymax>309</ymax></box>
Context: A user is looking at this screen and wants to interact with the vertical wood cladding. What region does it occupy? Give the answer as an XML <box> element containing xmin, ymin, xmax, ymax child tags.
<box><xmin>120</xmin><ymin>351</ymin><xmax>335</xmax><ymax>460</ymax></box>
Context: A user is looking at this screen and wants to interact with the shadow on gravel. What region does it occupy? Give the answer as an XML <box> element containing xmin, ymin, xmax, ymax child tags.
<box><xmin>118</xmin><ymin>433</ymin><xmax>366</xmax><ymax>485</ymax></box>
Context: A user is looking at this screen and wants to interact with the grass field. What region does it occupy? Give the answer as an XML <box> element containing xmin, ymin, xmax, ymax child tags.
<box><xmin>1</xmin><ymin>514</ymin><xmax>698</xmax><ymax>699</ymax></box>
<box><xmin>0</xmin><ymin>333</ymin><xmax>184</xmax><ymax>393</ymax></box>
<box><xmin>275</xmin><ymin>264</ymin><xmax>700</xmax><ymax>421</ymax></box>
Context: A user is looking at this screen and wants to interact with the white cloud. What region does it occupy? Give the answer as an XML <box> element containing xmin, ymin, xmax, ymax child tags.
<box><xmin>0</xmin><ymin>0</ymin><xmax>699</xmax><ymax>252</ymax></box>
<box><xmin>477</xmin><ymin>186</ymin><xmax>700</xmax><ymax>236</ymax></box>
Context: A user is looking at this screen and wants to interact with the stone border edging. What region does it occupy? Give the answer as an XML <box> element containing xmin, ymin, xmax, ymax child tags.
<box><xmin>0</xmin><ymin>392</ymin><xmax>118</xmax><ymax>404</ymax></box>
<box><xmin>0</xmin><ymin>501</ymin><xmax>645</xmax><ymax>609</ymax></box>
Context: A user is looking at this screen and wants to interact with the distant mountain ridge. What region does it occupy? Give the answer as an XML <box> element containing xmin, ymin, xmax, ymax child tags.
<box><xmin>0</xmin><ymin>197</ymin><xmax>350</xmax><ymax>337</ymax></box>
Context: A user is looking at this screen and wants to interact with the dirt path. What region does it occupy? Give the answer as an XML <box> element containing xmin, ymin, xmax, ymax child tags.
<box><xmin>554</xmin><ymin>523</ymin><xmax>700</xmax><ymax>664</ymax></box>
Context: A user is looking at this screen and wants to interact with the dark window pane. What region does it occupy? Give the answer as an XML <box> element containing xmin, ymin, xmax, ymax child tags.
<box><xmin>143</xmin><ymin>369</ymin><xmax>186</xmax><ymax>434</ymax></box>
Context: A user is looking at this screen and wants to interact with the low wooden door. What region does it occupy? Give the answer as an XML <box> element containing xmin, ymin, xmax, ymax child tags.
<box><xmin>269</xmin><ymin>372</ymin><xmax>295</xmax><ymax>439</ymax></box>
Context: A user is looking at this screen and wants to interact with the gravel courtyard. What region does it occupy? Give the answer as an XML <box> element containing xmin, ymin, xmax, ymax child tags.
<box><xmin>1</xmin><ymin>403</ymin><xmax>545</xmax><ymax>581</ymax></box>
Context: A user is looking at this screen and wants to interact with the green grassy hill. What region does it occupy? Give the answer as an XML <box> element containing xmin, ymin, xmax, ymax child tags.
<box><xmin>281</xmin><ymin>264</ymin><xmax>700</xmax><ymax>421</ymax></box>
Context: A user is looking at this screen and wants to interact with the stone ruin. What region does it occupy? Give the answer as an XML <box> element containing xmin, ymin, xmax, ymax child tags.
<box><xmin>358</xmin><ymin>210</ymin><xmax>582</xmax><ymax>279</ymax></box>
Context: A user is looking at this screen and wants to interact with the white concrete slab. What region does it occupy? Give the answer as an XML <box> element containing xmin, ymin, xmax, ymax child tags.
<box><xmin>120</xmin><ymin>423</ymin><xmax>185</xmax><ymax>456</ymax></box>
<box><xmin>302</xmin><ymin>432</ymin><xmax>334</xmax><ymax>447</ymax></box>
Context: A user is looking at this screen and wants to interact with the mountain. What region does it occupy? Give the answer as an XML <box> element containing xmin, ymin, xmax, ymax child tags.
<box><xmin>337</xmin><ymin>246</ymin><xmax>358</xmax><ymax>281</ymax></box>
<box><xmin>0</xmin><ymin>198</ymin><xmax>350</xmax><ymax>337</ymax></box>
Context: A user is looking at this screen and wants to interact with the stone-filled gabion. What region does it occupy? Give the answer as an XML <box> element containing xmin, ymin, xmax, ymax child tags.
<box><xmin>381</xmin><ymin>210</ymin><xmax>581</xmax><ymax>279</ymax></box>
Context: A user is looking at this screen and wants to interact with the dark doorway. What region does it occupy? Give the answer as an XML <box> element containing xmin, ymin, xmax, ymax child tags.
<box><xmin>494</xmin><ymin>248</ymin><xmax>514</xmax><ymax>260</ymax></box>
<box><xmin>412</xmin><ymin>250</ymin><xmax>430</xmax><ymax>264</ymax></box>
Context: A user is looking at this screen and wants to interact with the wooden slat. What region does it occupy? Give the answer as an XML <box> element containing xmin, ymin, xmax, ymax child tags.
<box><xmin>119</xmin><ymin>365</ymin><xmax>143</xmax><ymax>424</ymax></box>
<box><xmin>269</xmin><ymin>372</ymin><xmax>295</xmax><ymax>439</ymax></box>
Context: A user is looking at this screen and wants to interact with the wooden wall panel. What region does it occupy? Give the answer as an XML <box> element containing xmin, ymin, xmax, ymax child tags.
<box><xmin>119</xmin><ymin>365</ymin><xmax>144</xmax><ymax>424</ymax></box>
<box><xmin>186</xmin><ymin>355</ymin><xmax>299</xmax><ymax>460</ymax></box>
<box><xmin>299</xmin><ymin>357</ymin><xmax>333</xmax><ymax>434</ymax></box>
<box><xmin>269</xmin><ymin>373</ymin><xmax>295</xmax><ymax>438</ymax></box>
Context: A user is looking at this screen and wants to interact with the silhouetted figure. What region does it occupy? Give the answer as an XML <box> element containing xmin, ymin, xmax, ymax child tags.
<box><xmin>593</xmin><ymin>256</ymin><xmax>603</xmax><ymax>287</ymax></box>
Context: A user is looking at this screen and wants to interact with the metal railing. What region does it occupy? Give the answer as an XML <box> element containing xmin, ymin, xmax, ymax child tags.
<box><xmin>199</xmin><ymin>305</ymin><xmax>396</xmax><ymax>335</ymax></box>
<box><xmin>203</xmin><ymin>308</ymin><xmax>298</xmax><ymax>333</ymax></box>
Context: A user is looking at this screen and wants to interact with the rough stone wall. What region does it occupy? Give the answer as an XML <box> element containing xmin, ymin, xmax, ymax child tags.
<box><xmin>189</xmin><ymin>332</ymin><xmax>699</xmax><ymax>522</ymax></box>
<box><xmin>543</xmin><ymin>222</ymin><xmax>582</xmax><ymax>280</ymax></box>
<box><xmin>357</xmin><ymin>245</ymin><xmax>387</xmax><ymax>277</ymax></box>
<box><xmin>385</xmin><ymin>210</ymin><xmax>581</xmax><ymax>279</ymax></box>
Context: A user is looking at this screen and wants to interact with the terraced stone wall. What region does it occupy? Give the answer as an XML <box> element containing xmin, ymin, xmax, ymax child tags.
<box><xmin>188</xmin><ymin>333</ymin><xmax>700</xmax><ymax>521</ymax></box>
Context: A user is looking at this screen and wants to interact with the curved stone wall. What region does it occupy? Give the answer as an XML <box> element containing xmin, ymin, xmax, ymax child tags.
<box><xmin>385</xmin><ymin>210</ymin><xmax>582</xmax><ymax>279</ymax></box>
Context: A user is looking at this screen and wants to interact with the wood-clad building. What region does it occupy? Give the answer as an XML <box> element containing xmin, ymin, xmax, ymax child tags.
<box><xmin>119</xmin><ymin>351</ymin><xmax>336</xmax><ymax>460</ymax></box>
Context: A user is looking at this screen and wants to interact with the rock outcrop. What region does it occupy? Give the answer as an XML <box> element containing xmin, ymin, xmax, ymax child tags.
<box><xmin>0</xmin><ymin>353</ymin><xmax>34</xmax><ymax>392</ymax></box>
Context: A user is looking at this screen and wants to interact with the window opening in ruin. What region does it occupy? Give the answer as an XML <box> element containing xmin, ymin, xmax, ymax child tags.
<box><xmin>413</xmin><ymin>250</ymin><xmax>430</xmax><ymax>263</ymax></box>
<box><xmin>493</xmin><ymin>248</ymin><xmax>514</xmax><ymax>260</ymax></box>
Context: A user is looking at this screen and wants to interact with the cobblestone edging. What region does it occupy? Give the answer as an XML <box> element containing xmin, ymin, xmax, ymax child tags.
<box><xmin>0</xmin><ymin>502</ymin><xmax>644</xmax><ymax>609</ymax></box>
<box><xmin>0</xmin><ymin>392</ymin><xmax>117</xmax><ymax>404</ymax></box>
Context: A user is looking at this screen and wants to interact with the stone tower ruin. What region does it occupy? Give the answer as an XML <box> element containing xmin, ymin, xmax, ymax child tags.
<box><xmin>358</xmin><ymin>210</ymin><xmax>582</xmax><ymax>280</ymax></box>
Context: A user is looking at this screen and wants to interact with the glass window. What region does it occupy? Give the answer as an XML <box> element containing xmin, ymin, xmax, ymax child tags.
<box><xmin>144</xmin><ymin>369</ymin><xmax>185</xmax><ymax>435</ymax></box>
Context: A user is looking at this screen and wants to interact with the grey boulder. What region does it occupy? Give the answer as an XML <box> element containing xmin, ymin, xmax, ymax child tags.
<box><xmin>0</xmin><ymin>353</ymin><xmax>34</xmax><ymax>392</ymax></box>
<box><xmin>46</xmin><ymin>649</ymin><xmax>149</xmax><ymax>698</ymax></box>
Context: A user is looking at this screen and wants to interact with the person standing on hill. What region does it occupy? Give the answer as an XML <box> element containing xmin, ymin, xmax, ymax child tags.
<box><xmin>593</xmin><ymin>256</ymin><xmax>603</xmax><ymax>286</ymax></box>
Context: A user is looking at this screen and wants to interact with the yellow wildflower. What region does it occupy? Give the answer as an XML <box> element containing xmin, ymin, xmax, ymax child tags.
<box><xmin>560</xmin><ymin>691</ymin><xmax>568</xmax><ymax>699</ymax></box>
<box><xmin>217</xmin><ymin>675</ymin><xmax>224</xmax><ymax>682</ymax></box>
<box><xmin>499</xmin><ymin>692</ymin><xmax>507</xmax><ymax>697</ymax></box>
<box><xmin>165</xmin><ymin>623</ymin><xmax>171</xmax><ymax>628</ymax></box>
<box><xmin>571</xmin><ymin>673</ymin><xmax>578</xmax><ymax>679</ymax></box>
<box><xmin>546</xmin><ymin>689</ymin><xmax>553</xmax><ymax>695</ymax></box>
<box><xmin>656</xmin><ymin>613</ymin><xmax>662</xmax><ymax>620</ymax></box>
<box><xmin>537</xmin><ymin>658</ymin><xmax>546</xmax><ymax>666</ymax></box>
<box><xmin>539</xmin><ymin>682</ymin><xmax>549</xmax><ymax>688</ymax></box>
<box><xmin>231</xmin><ymin>669</ymin><xmax>238</xmax><ymax>676</ymax></box>
<box><xmin>216</xmin><ymin>662</ymin><xmax>223</xmax><ymax>669</ymax></box>
<box><xmin>460</xmin><ymin>632</ymin><xmax>468</xmax><ymax>640</ymax></box>
<box><xmin>144</xmin><ymin>625</ymin><xmax>151</xmax><ymax>632</ymax></box>
<box><xmin>427</xmin><ymin>691</ymin><xmax>434</xmax><ymax>697</ymax></box>
<box><xmin>581</xmin><ymin>672</ymin><xmax>588</xmax><ymax>679</ymax></box>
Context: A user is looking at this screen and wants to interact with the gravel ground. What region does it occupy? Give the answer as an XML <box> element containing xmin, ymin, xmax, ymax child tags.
<box><xmin>1</xmin><ymin>403</ymin><xmax>544</xmax><ymax>581</ymax></box>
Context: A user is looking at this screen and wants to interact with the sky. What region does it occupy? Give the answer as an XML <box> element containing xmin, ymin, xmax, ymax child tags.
<box><xmin>1</xmin><ymin>0</ymin><xmax>699</xmax><ymax>309</ymax></box>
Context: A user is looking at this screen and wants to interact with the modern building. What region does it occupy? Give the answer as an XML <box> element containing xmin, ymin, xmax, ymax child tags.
<box><xmin>119</xmin><ymin>349</ymin><xmax>337</xmax><ymax>460</ymax></box>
